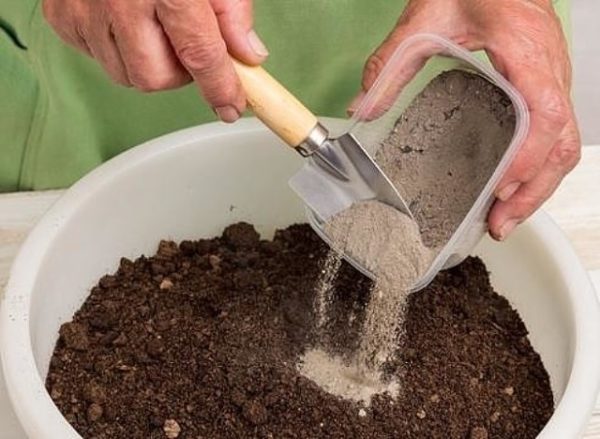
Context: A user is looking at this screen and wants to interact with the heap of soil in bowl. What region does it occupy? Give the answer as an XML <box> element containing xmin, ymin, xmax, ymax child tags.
<box><xmin>46</xmin><ymin>223</ymin><xmax>553</xmax><ymax>439</ymax></box>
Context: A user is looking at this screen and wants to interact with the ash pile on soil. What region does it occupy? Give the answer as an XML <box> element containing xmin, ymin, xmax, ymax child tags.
<box><xmin>300</xmin><ymin>70</ymin><xmax>517</xmax><ymax>404</ymax></box>
<box><xmin>300</xmin><ymin>201</ymin><xmax>432</xmax><ymax>403</ymax></box>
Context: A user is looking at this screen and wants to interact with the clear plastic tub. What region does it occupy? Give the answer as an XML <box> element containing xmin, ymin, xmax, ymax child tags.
<box><xmin>306</xmin><ymin>33</ymin><xmax>529</xmax><ymax>291</ymax></box>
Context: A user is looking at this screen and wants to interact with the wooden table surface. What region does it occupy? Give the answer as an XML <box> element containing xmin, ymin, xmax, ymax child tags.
<box><xmin>1</xmin><ymin>148</ymin><xmax>599</xmax><ymax>438</ymax></box>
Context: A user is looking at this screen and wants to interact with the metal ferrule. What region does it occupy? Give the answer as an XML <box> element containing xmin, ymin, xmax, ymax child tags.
<box><xmin>295</xmin><ymin>122</ymin><xmax>329</xmax><ymax>157</ymax></box>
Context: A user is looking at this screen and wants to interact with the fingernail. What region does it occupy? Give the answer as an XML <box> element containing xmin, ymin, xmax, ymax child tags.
<box><xmin>247</xmin><ymin>30</ymin><xmax>269</xmax><ymax>58</ymax></box>
<box><xmin>498</xmin><ymin>219</ymin><xmax>519</xmax><ymax>241</ymax></box>
<box><xmin>347</xmin><ymin>91</ymin><xmax>367</xmax><ymax>116</ymax></box>
<box><xmin>496</xmin><ymin>182</ymin><xmax>520</xmax><ymax>202</ymax></box>
<box><xmin>214</xmin><ymin>105</ymin><xmax>240</xmax><ymax>123</ymax></box>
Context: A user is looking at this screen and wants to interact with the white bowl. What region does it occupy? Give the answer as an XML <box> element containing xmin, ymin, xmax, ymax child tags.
<box><xmin>1</xmin><ymin>118</ymin><xmax>599</xmax><ymax>438</ymax></box>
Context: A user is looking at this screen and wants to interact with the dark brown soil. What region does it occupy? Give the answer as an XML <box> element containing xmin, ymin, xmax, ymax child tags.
<box><xmin>46</xmin><ymin>223</ymin><xmax>553</xmax><ymax>439</ymax></box>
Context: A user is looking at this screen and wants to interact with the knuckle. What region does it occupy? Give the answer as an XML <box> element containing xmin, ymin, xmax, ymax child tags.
<box><xmin>540</xmin><ymin>92</ymin><xmax>570</xmax><ymax>127</ymax></box>
<box><xmin>108</xmin><ymin>4</ymin><xmax>141</xmax><ymax>39</ymax></box>
<box><xmin>510</xmin><ymin>153</ymin><xmax>541</xmax><ymax>183</ymax></box>
<box><xmin>74</xmin><ymin>21</ymin><xmax>88</xmax><ymax>39</ymax></box>
<box><xmin>176</xmin><ymin>39</ymin><xmax>227</xmax><ymax>75</ymax></box>
<box><xmin>157</xmin><ymin>0</ymin><xmax>192</xmax><ymax>16</ymax></box>
<box><xmin>363</xmin><ymin>53</ymin><xmax>386</xmax><ymax>89</ymax></box>
<box><xmin>550</xmin><ymin>140</ymin><xmax>582</xmax><ymax>170</ymax></box>
<box><xmin>43</xmin><ymin>0</ymin><xmax>92</xmax><ymax>48</ymax></box>
<box><xmin>109</xmin><ymin>23</ymin><xmax>126</xmax><ymax>40</ymax></box>
<box><xmin>565</xmin><ymin>145</ymin><xmax>582</xmax><ymax>169</ymax></box>
<box><xmin>42</xmin><ymin>1</ymin><xmax>85</xmax><ymax>47</ymax></box>
<box><xmin>129</xmin><ymin>70</ymin><xmax>186</xmax><ymax>92</ymax></box>
<box><xmin>104</xmin><ymin>0</ymin><xmax>127</xmax><ymax>18</ymax></box>
<box><xmin>43</xmin><ymin>0</ymin><xmax>74</xmax><ymax>30</ymax></box>
<box><xmin>201</xmin><ymin>79</ymin><xmax>240</xmax><ymax>106</ymax></box>
<box><xmin>104</xmin><ymin>1</ymin><xmax>131</xmax><ymax>34</ymax></box>
<box><xmin>128</xmin><ymin>72</ymin><xmax>165</xmax><ymax>92</ymax></box>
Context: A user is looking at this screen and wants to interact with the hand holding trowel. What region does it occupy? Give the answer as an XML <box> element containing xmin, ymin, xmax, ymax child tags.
<box><xmin>232</xmin><ymin>60</ymin><xmax>412</xmax><ymax>276</ymax></box>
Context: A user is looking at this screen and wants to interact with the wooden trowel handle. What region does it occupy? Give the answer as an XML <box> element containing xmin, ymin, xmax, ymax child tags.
<box><xmin>232</xmin><ymin>59</ymin><xmax>319</xmax><ymax>148</ymax></box>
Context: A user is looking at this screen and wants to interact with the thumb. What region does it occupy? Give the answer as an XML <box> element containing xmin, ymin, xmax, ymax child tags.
<box><xmin>210</xmin><ymin>0</ymin><xmax>268</xmax><ymax>65</ymax></box>
<box><xmin>349</xmin><ymin>2</ymin><xmax>477</xmax><ymax>117</ymax></box>
<box><xmin>363</xmin><ymin>25</ymin><xmax>424</xmax><ymax>92</ymax></box>
<box><xmin>348</xmin><ymin>26</ymin><xmax>438</xmax><ymax>119</ymax></box>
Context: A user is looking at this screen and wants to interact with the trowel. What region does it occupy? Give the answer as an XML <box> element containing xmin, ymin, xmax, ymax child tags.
<box><xmin>232</xmin><ymin>61</ymin><xmax>412</xmax><ymax>276</ymax></box>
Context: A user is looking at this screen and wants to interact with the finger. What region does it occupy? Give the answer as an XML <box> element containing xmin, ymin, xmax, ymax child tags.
<box><xmin>488</xmin><ymin>119</ymin><xmax>581</xmax><ymax>240</ymax></box>
<box><xmin>85</xmin><ymin>6</ymin><xmax>131</xmax><ymax>86</ymax></box>
<box><xmin>111</xmin><ymin>4</ymin><xmax>191</xmax><ymax>91</ymax></box>
<box><xmin>42</xmin><ymin>0</ymin><xmax>92</xmax><ymax>56</ymax></box>
<box><xmin>157</xmin><ymin>0</ymin><xmax>245</xmax><ymax>122</ymax></box>
<box><xmin>489</xmin><ymin>51</ymin><xmax>571</xmax><ymax>201</ymax></box>
<box><xmin>210</xmin><ymin>0</ymin><xmax>268</xmax><ymax>64</ymax></box>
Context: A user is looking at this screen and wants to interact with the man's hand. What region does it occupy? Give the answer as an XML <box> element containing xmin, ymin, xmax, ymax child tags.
<box><xmin>43</xmin><ymin>0</ymin><xmax>269</xmax><ymax>122</ymax></box>
<box><xmin>351</xmin><ymin>0</ymin><xmax>580</xmax><ymax>240</ymax></box>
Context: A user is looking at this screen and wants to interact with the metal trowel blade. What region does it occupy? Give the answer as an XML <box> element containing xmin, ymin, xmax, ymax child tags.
<box><xmin>288</xmin><ymin>132</ymin><xmax>411</xmax><ymax>223</ymax></box>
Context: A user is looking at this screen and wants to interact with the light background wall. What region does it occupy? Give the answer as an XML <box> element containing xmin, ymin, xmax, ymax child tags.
<box><xmin>572</xmin><ymin>0</ymin><xmax>600</xmax><ymax>144</ymax></box>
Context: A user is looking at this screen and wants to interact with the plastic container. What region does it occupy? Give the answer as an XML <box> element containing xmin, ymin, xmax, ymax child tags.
<box><xmin>308</xmin><ymin>33</ymin><xmax>529</xmax><ymax>291</ymax></box>
<box><xmin>0</xmin><ymin>120</ymin><xmax>599</xmax><ymax>438</ymax></box>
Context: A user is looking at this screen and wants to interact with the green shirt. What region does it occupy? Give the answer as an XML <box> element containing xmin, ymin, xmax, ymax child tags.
<box><xmin>0</xmin><ymin>0</ymin><xmax>570</xmax><ymax>191</ymax></box>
